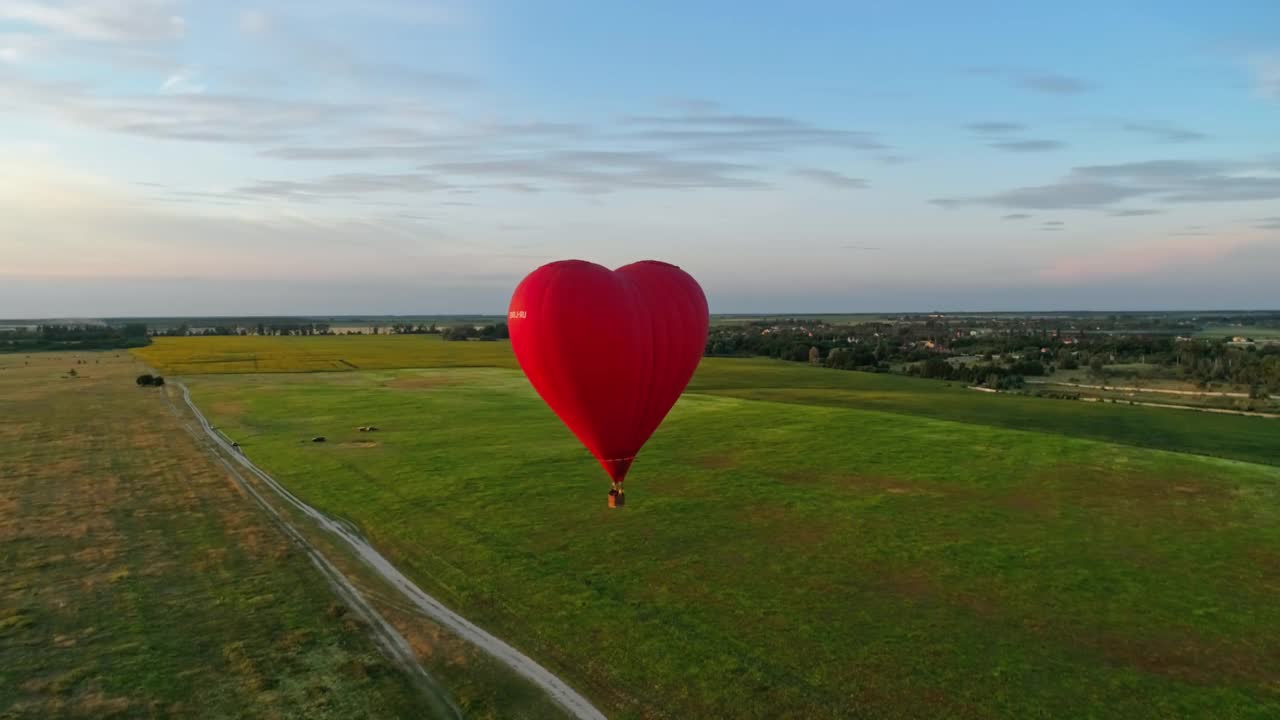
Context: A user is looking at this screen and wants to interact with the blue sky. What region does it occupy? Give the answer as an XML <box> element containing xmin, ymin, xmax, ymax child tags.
<box><xmin>1</xmin><ymin>0</ymin><xmax>1278</xmax><ymax>316</ymax></box>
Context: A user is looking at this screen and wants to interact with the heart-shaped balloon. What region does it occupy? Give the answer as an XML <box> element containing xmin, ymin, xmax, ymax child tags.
<box><xmin>508</xmin><ymin>260</ymin><xmax>709</xmax><ymax>488</ymax></box>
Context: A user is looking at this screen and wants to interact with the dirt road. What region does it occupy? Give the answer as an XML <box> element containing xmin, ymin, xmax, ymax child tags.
<box><xmin>1027</xmin><ymin>380</ymin><xmax>1251</xmax><ymax>398</ymax></box>
<box><xmin>174</xmin><ymin>383</ymin><xmax>607</xmax><ymax>720</ymax></box>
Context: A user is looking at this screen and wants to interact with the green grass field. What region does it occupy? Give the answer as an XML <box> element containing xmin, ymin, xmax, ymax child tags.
<box><xmin>1195</xmin><ymin>325</ymin><xmax>1280</xmax><ymax>340</ymax></box>
<box><xmin>688</xmin><ymin>359</ymin><xmax>1279</xmax><ymax>467</ymax></box>
<box><xmin>151</xmin><ymin>337</ymin><xmax>1280</xmax><ymax>719</ymax></box>
<box><xmin>139</xmin><ymin>336</ymin><xmax>1280</xmax><ymax>467</ymax></box>
<box><xmin>133</xmin><ymin>335</ymin><xmax>517</xmax><ymax>374</ymax></box>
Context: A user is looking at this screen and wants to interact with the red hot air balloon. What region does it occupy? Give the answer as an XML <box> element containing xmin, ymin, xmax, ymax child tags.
<box><xmin>508</xmin><ymin>260</ymin><xmax>710</xmax><ymax>506</ymax></box>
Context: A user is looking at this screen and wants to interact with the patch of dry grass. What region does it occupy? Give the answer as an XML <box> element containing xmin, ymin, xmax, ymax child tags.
<box><xmin>0</xmin><ymin>352</ymin><xmax>442</xmax><ymax>719</ymax></box>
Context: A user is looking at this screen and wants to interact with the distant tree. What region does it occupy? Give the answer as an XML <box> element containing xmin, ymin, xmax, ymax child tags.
<box><xmin>1088</xmin><ymin>355</ymin><xmax>1107</xmax><ymax>382</ymax></box>
<box><xmin>136</xmin><ymin>374</ymin><xmax>155</xmax><ymax>386</ymax></box>
<box><xmin>443</xmin><ymin>323</ymin><xmax>477</xmax><ymax>341</ymax></box>
<box><xmin>783</xmin><ymin>344</ymin><xmax>809</xmax><ymax>362</ymax></box>
<box><xmin>152</xmin><ymin>375</ymin><xmax>165</xmax><ymax>387</ymax></box>
<box><xmin>921</xmin><ymin>357</ymin><xmax>952</xmax><ymax>379</ymax></box>
<box><xmin>67</xmin><ymin>368</ymin><xmax>77</xmax><ymax>377</ymax></box>
<box><xmin>998</xmin><ymin>374</ymin><xmax>1025</xmax><ymax>390</ymax></box>
<box><xmin>477</xmin><ymin>322</ymin><xmax>509</xmax><ymax>341</ymax></box>
<box><xmin>808</xmin><ymin>346</ymin><xmax>821</xmax><ymax>365</ymax></box>
<box><xmin>1009</xmin><ymin>359</ymin><xmax>1045</xmax><ymax>377</ymax></box>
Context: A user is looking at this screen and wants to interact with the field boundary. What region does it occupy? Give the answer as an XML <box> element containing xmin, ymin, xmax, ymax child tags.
<box><xmin>695</xmin><ymin>388</ymin><xmax>1280</xmax><ymax>469</ymax></box>
<box><xmin>161</xmin><ymin>390</ymin><xmax>464</xmax><ymax>719</ymax></box>
<box><xmin>1027</xmin><ymin>379</ymin><xmax>1252</xmax><ymax>398</ymax></box>
<box><xmin>173</xmin><ymin>382</ymin><xmax>607</xmax><ymax>720</ymax></box>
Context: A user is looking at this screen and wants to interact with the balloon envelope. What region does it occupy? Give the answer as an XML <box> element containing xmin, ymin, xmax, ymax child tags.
<box><xmin>507</xmin><ymin>260</ymin><xmax>710</xmax><ymax>484</ymax></box>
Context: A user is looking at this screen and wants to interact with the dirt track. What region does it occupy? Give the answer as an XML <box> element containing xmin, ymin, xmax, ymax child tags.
<box><xmin>1027</xmin><ymin>379</ymin><xmax>1252</xmax><ymax>398</ymax></box>
<box><xmin>173</xmin><ymin>382</ymin><xmax>607</xmax><ymax>720</ymax></box>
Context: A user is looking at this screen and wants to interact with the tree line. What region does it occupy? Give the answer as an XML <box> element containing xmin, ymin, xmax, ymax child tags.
<box><xmin>1</xmin><ymin>324</ymin><xmax>151</xmax><ymax>353</ymax></box>
<box><xmin>706</xmin><ymin>316</ymin><xmax>1280</xmax><ymax>394</ymax></box>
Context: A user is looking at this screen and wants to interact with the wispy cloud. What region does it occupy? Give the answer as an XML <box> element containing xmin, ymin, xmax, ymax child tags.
<box><xmin>238</xmin><ymin>9</ymin><xmax>271</xmax><ymax>35</ymax></box>
<box><xmin>619</xmin><ymin>111</ymin><xmax>886</xmax><ymax>152</ymax></box>
<box><xmin>0</xmin><ymin>73</ymin><xmax>378</xmax><ymax>143</ymax></box>
<box><xmin>1108</xmin><ymin>208</ymin><xmax>1162</xmax><ymax>217</ymax></box>
<box><xmin>0</xmin><ymin>32</ymin><xmax>47</xmax><ymax>63</ymax></box>
<box><xmin>0</xmin><ymin>4</ymin><xmax>887</xmax><ymax>207</ymax></box>
<box><xmin>1250</xmin><ymin>54</ymin><xmax>1280</xmax><ymax>100</ymax></box>
<box><xmin>244</xmin><ymin>110</ymin><xmax>881</xmax><ymax>196</ymax></box>
<box><xmin>1018</xmin><ymin>72</ymin><xmax>1090</xmax><ymax>94</ymax></box>
<box><xmin>966</xmin><ymin>121</ymin><xmax>1024</xmax><ymax>134</ymax></box>
<box><xmin>988</xmin><ymin>139</ymin><xmax>1066</xmax><ymax>152</ymax></box>
<box><xmin>935</xmin><ymin>157</ymin><xmax>1280</xmax><ymax>209</ymax></box>
<box><xmin>235</xmin><ymin>172</ymin><xmax>451</xmax><ymax>201</ymax></box>
<box><xmin>0</xmin><ymin>0</ymin><xmax>185</xmax><ymax>43</ymax></box>
<box><xmin>1001</xmin><ymin>213</ymin><xmax>1031</xmax><ymax>220</ymax></box>
<box><xmin>793</xmin><ymin>168</ymin><xmax>868</xmax><ymax>189</ymax></box>
<box><xmin>0</xmin><ymin>163</ymin><xmax>491</xmax><ymax>281</ymax></box>
<box><xmin>1121</xmin><ymin>122</ymin><xmax>1208</xmax><ymax>143</ymax></box>
<box><xmin>424</xmin><ymin>151</ymin><xmax>766</xmax><ymax>194</ymax></box>
<box><xmin>281</xmin><ymin>0</ymin><xmax>459</xmax><ymax>25</ymax></box>
<box><xmin>934</xmin><ymin>181</ymin><xmax>1146</xmax><ymax>210</ymax></box>
<box><xmin>160</xmin><ymin>66</ymin><xmax>204</xmax><ymax>94</ymax></box>
<box><xmin>969</xmin><ymin>67</ymin><xmax>1091</xmax><ymax>95</ymax></box>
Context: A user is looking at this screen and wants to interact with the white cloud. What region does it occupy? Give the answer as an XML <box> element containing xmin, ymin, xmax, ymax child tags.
<box><xmin>160</xmin><ymin>67</ymin><xmax>205</xmax><ymax>94</ymax></box>
<box><xmin>792</xmin><ymin>168</ymin><xmax>868</xmax><ymax>189</ymax></box>
<box><xmin>0</xmin><ymin>160</ymin><xmax>486</xmax><ymax>282</ymax></box>
<box><xmin>238</xmin><ymin>9</ymin><xmax>270</xmax><ymax>35</ymax></box>
<box><xmin>0</xmin><ymin>0</ymin><xmax>185</xmax><ymax>43</ymax></box>
<box><xmin>278</xmin><ymin>0</ymin><xmax>457</xmax><ymax>25</ymax></box>
<box><xmin>0</xmin><ymin>31</ymin><xmax>54</xmax><ymax>64</ymax></box>
<box><xmin>1251</xmin><ymin>54</ymin><xmax>1280</xmax><ymax>100</ymax></box>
